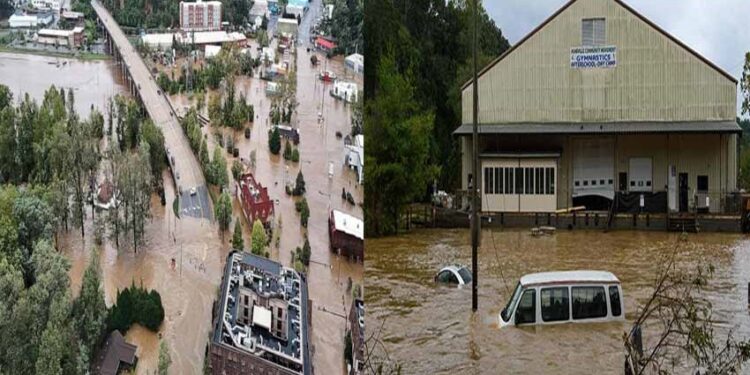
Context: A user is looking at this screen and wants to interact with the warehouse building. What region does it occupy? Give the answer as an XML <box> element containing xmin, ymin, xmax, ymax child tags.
<box><xmin>456</xmin><ymin>0</ymin><xmax>740</xmax><ymax>215</ymax></box>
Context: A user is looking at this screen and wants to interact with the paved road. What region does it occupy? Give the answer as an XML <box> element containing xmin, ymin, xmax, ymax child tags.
<box><xmin>91</xmin><ymin>0</ymin><xmax>211</xmax><ymax>219</ymax></box>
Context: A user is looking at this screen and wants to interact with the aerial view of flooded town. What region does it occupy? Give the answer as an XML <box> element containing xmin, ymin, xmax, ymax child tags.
<box><xmin>0</xmin><ymin>0</ymin><xmax>363</xmax><ymax>373</ymax></box>
<box><xmin>5</xmin><ymin>0</ymin><xmax>750</xmax><ymax>374</ymax></box>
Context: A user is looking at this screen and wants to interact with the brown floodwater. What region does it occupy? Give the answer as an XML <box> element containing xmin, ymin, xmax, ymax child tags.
<box><xmin>366</xmin><ymin>228</ymin><xmax>750</xmax><ymax>374</ymax></box>
<box><xmin>60</xmin><ymin>170</ymin><xmax>226</xmax><ymax>374</ymax></box>
<box><xmin>0</xmin><ymin>52</ymin><xmax>125</xmax><ymax>117</ymax></box>
<box><xmin>170</xmin><ymin>37</ymin><xmax>364</xmax><ymax>374</ymax></box>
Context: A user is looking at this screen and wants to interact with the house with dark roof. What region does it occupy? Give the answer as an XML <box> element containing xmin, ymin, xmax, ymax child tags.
<box><xmin>94</xmin><ymin>330</ymin><xmax>138</xmax><ymax>375</ymax></box>
<box><xmin>456</xmin><ymin>0</ymin><xmax>740</xmax><ymax>219</ymax></box>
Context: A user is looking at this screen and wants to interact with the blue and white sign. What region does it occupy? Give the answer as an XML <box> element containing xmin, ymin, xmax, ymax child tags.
<box><xmin>570</xmin><ymin>46</ymin><xmax>617</xmax><ymax>69</ymax></box>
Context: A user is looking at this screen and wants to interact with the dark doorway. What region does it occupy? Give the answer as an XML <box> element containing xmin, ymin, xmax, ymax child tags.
<box><xmin>678</xmin><ymin>173</ymin><xmax>689</xmax><ymax>212</ymax></box>
<box><xmin>618</xmin><ymin>172</ymin><xmax>628</xmax><ymax>192</ymax></box>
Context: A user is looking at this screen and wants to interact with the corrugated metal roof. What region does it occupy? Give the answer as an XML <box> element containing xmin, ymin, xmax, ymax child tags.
<box><xmin>453</xmin><ymin>121</ymin><xmax>741</xmax><ymax>135</ymax></box>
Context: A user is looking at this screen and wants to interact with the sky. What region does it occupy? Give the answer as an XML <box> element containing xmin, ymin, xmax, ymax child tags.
<box><xmin>484</xmin><ymin>0</ymin><xmax>750</xmax><ymax>116</ymax></box>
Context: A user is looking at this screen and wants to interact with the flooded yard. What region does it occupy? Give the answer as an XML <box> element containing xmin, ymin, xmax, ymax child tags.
<box><xmin>366</xmin><ymin>229</ymin><xmax>750</xmax><ymax>374</ymax></box>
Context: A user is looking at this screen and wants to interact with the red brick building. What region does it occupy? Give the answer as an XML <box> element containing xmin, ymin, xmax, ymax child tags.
<box><xmin>328</xmin><ymin>210</ymin><xmax>364</xmax><ymax>261</ymax></box>
<box><xmin>237</xmin><ymin>173</ymin><xmax>274</xmax><ymax>225</ymax></box>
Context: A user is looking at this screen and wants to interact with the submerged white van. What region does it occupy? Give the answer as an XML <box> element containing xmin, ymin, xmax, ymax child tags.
<box><xmin>498</xmin><ymin>270</ymin><xmax>624</xmax><ymax>328</ymax></box>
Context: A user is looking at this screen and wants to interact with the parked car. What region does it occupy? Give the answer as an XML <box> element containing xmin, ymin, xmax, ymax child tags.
<box><xmin>499</xmin><ymin>270</ymin><xmax>624</xmax><ymax>328</ymax></box>
<box><xmin>435</xmin><ymin>265</ymin><xmax>472</xmax><ymax>285</ymax></box>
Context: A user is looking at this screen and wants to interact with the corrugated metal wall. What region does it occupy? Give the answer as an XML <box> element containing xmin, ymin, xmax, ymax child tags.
<box><xmin>461</xmin><ymin>0</ymin><xmax>736</xmax><ymax>124</ymax></box>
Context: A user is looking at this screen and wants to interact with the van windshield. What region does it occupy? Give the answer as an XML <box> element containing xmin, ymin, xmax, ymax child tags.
<box><xmin>500</xmin><ymin>282</ymin><xmax>522</xmax><ymax>323</ymax></box>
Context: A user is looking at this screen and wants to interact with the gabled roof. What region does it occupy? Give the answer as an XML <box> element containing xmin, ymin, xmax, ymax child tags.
<box><xmin>100</xmin><ymin>330</ymin><xmax>137</xmax><ymax>375</ymax></box>
<box><xmin>461</xmin><ymin>0</ymin><xmax>737</xmax><ymax>91</ymax></box>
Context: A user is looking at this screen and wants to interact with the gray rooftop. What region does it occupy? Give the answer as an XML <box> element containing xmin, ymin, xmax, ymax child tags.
<box><xmin>213</xmin><ymin>251</ymin><xmax>309</xmax><ymax>374</ymax></box>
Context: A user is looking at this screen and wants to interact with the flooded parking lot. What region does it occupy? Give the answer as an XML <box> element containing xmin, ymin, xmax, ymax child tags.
<box><xmin>366</xmin><ymin>229</ymin><xmax>750</xmax><ymax>374</ymax></box>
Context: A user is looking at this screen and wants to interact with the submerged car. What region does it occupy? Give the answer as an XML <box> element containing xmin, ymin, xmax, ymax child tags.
<box><xmin>435</xmin><ymin>265</ymin><xmax>472</xmax><ymax>285</ymax></box>
<box><xmin>499</xmin><ymin>270</ymin><xmax>624</xmax><ymax>328</ymax></box>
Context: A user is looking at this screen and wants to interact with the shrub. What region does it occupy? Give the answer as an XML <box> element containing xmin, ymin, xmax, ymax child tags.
<box><xmin>108</xmin><ymin>283</ymin><xmax>165</xmax><ymax>333</ymax></box>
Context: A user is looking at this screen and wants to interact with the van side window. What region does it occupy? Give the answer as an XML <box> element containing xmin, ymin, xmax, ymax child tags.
<box><xmin>609</xmin><ymin>286</ymin><xmax>622</xmax><ymax>317</ymax></box>
<box><xmin>541</xmin><ymin>287</ymin><xmax>569</xmax><ymax>322</ymax></box>
<box><xmin>515</xmin><ymin>289</ymin><xmax>536</xmax><ymax>324</ymax></box>
<box><xmin>571</xmin><ymin>286</ymin><xmax>607</xmax><ymax>319</ymax></box>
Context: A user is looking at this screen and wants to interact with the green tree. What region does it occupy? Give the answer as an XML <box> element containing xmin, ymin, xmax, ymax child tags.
<box><xmin>212</xmin><ymin>147</ymin><xmax>229</xmax><ymax>188</ymax></box>
<box><xmin>214</xmin><ymin>192</ymin><xmax>233</xmax><ymax>240</ymax></box>
<box><xmin>250</xmin><ymin>219</ymin><xmax>267</xmax><ymax>256</ymax></box>
<box><xmin>232</xmin><ymin>159</ymin><xmax>243</xmax><ymax>182</ymax></box>
<box><xmin>295</xmin><ymin>198</ymin><xmax>310</xmax><ymax>228</ymax></box>
<box><xmin>209</xmin><ymin>93</ymin><xmax>223</xmax><ymax>125</ymax></box>
<box><xmin>269</xmin><ymin>126</ymin><xmax>281</xmax><ymax>154</ymax></box>
<box><xmin>365</xmin><ymin>54</ymin><xmax>438</xmax><ymax>236</ymax></box>
<box><xmin>141</xmin><ymin>119</ymin><xmax>167</xmax><ymax>179</ymax></box>
<box><xmin>294</xmin><ymin>170</ymin><xmax>306</xmax><ymax>196</ymax></box>
<box><xmin>73</xmin><ymin>248</ymin><xmax>107</xmax><ymax>352</ymax></box>
<box><xmin>158</xmin><ymin>340</ymin><xmax>172</xmax><ymax>375</ymax></box>
<box><xmin>200</xmin><ymin>138</ymin><xmax>210</xmax><ymax>167</ymax></box>
<box><xmin>232</xmin><ymin>219</ymin><xmax>244</xmax><ymax>250</ymax></box>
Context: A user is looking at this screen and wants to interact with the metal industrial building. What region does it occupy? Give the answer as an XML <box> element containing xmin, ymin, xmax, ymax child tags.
<box><xmin>456</xmin><ymin>0</ymin><xmax>740</xmax><ymax>215</ymax></box>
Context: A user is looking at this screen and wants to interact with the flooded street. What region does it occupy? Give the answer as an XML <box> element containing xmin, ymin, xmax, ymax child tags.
<box><xmin>366</xmin><ymin>229</ymin><xmax>750</xmax><ymax>374</ymax></box>
<box><xmin>169</xmin><ymin>31</ymin><xmax>363</xmax><ymax>375</ymax></box>
<box><xmin>0</xmin><ymin>52</ymin><xmax>123</xmax><ymax>116</ymax></box>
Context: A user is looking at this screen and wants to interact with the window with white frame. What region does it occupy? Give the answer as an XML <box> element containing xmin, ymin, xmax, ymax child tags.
<box><xmin>582</xmin><ymin>18</ymin><xmax>606</xmax><ymax>46</ymax></box>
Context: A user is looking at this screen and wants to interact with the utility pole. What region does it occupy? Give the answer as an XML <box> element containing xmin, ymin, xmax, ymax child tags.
<box><xmin>471</xmin><ymin>0</ymin><xmax>480</xmax><ymax>312</ymax></box>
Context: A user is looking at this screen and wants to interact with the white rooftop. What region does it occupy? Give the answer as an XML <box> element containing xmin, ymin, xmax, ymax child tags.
<box><xmin>520</xmin><ymin>270</ymin><xmax>619</xmax><ymax>286</ymax></box>
<box><xmin>38</xmin><ymin>28</ymin><xmax>80</xmax><ymax>37</ymax></box>
<box><xmin>252</xmin><ymin>305</ymin><xmax>272</xmax><ymax>330</ymax></box>
<box><xmin>278</xmin><ymin>18</ymin><xmax>298</xmax><ymax>25</ymax></box>
<box><xmin>345</xmin><ymin>53</ymin><xmax>363</xmax><ymax>64</ymax></box>
<box><xmin>205</xmin><ymin>44</ymin><xmax>221</xmax><ymax>58</ymax></box>
<box><xmin>182</xmin><ymin>31</ymin><xmax>246</xmax><ymax>45</ymax></box>
<box><xmin>332</xmin><ymin>210</ymin><xmax>364</xmax><ymax>240</ymax></box>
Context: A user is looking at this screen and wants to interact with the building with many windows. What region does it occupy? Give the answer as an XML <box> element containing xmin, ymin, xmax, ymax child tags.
<box><xmin>179</xmin><ymin>0</ymin><xmax>222</xmax><ymax>31</ymax></box>
<box><xmin>209</xmin><ymin>252</ymin><xmax>310</xmax><ymax>375</ymax></box>
<box><xmin>456</xmin><ymin>0</ymin><xmax>740</xmax><ymax>215</ymax></box>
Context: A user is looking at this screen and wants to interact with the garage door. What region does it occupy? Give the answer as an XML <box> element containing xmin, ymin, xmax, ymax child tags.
<box><xmin>482</xmin><ymin>158</ymin><xmax>557</xmax><ymax>212</ymax></box>
<box><xmin>572</xmin><ymin>137</ymin><xmax>614</xmax><ymax>200</ymax></box>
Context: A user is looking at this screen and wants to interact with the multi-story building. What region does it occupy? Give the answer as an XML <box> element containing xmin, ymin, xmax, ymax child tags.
<box><xmin>237</xmin><ymin>173</ymin><xmax>274</xmax><ymax>226</ymax></box>
<box><xmin>209</xmin><ymin>252</ymin><xmax>310</xmax><ymax>375</ymax></box>
<box><xmin>36</xmin><ymin>26</ymin><xmax>85</xmax><ymax>48</ymax></box>
<box><xmin>179</xmin><ymin>0</ymin><xmax>222</xmax><ymax>31</ymax></box>
<box><xmin>31</xmin><ymin>0</ymin><xmax>60</xmax><ymax>11</ymax></box>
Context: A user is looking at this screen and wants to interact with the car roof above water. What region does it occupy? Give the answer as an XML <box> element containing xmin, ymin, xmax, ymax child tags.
<box><xmin>520</xmin><ymin>270</ymin><xmax>619</xmax><ymax>287</ymax></box>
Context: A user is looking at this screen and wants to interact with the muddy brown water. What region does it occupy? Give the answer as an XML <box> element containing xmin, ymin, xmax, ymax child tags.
<box><xmin>366</xmin><ymin>229</ymin><xmax>750</xmax><ymax>374</ymax></box>
<box><xmin>0</xmin><ymin>52</ymin><xmax>124</xmax><ymax>117</ymax></box>
<box><xmin>60</xmin><ymin>170</ymin><xmax>225</xmax><ymax>374</ymax></box>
